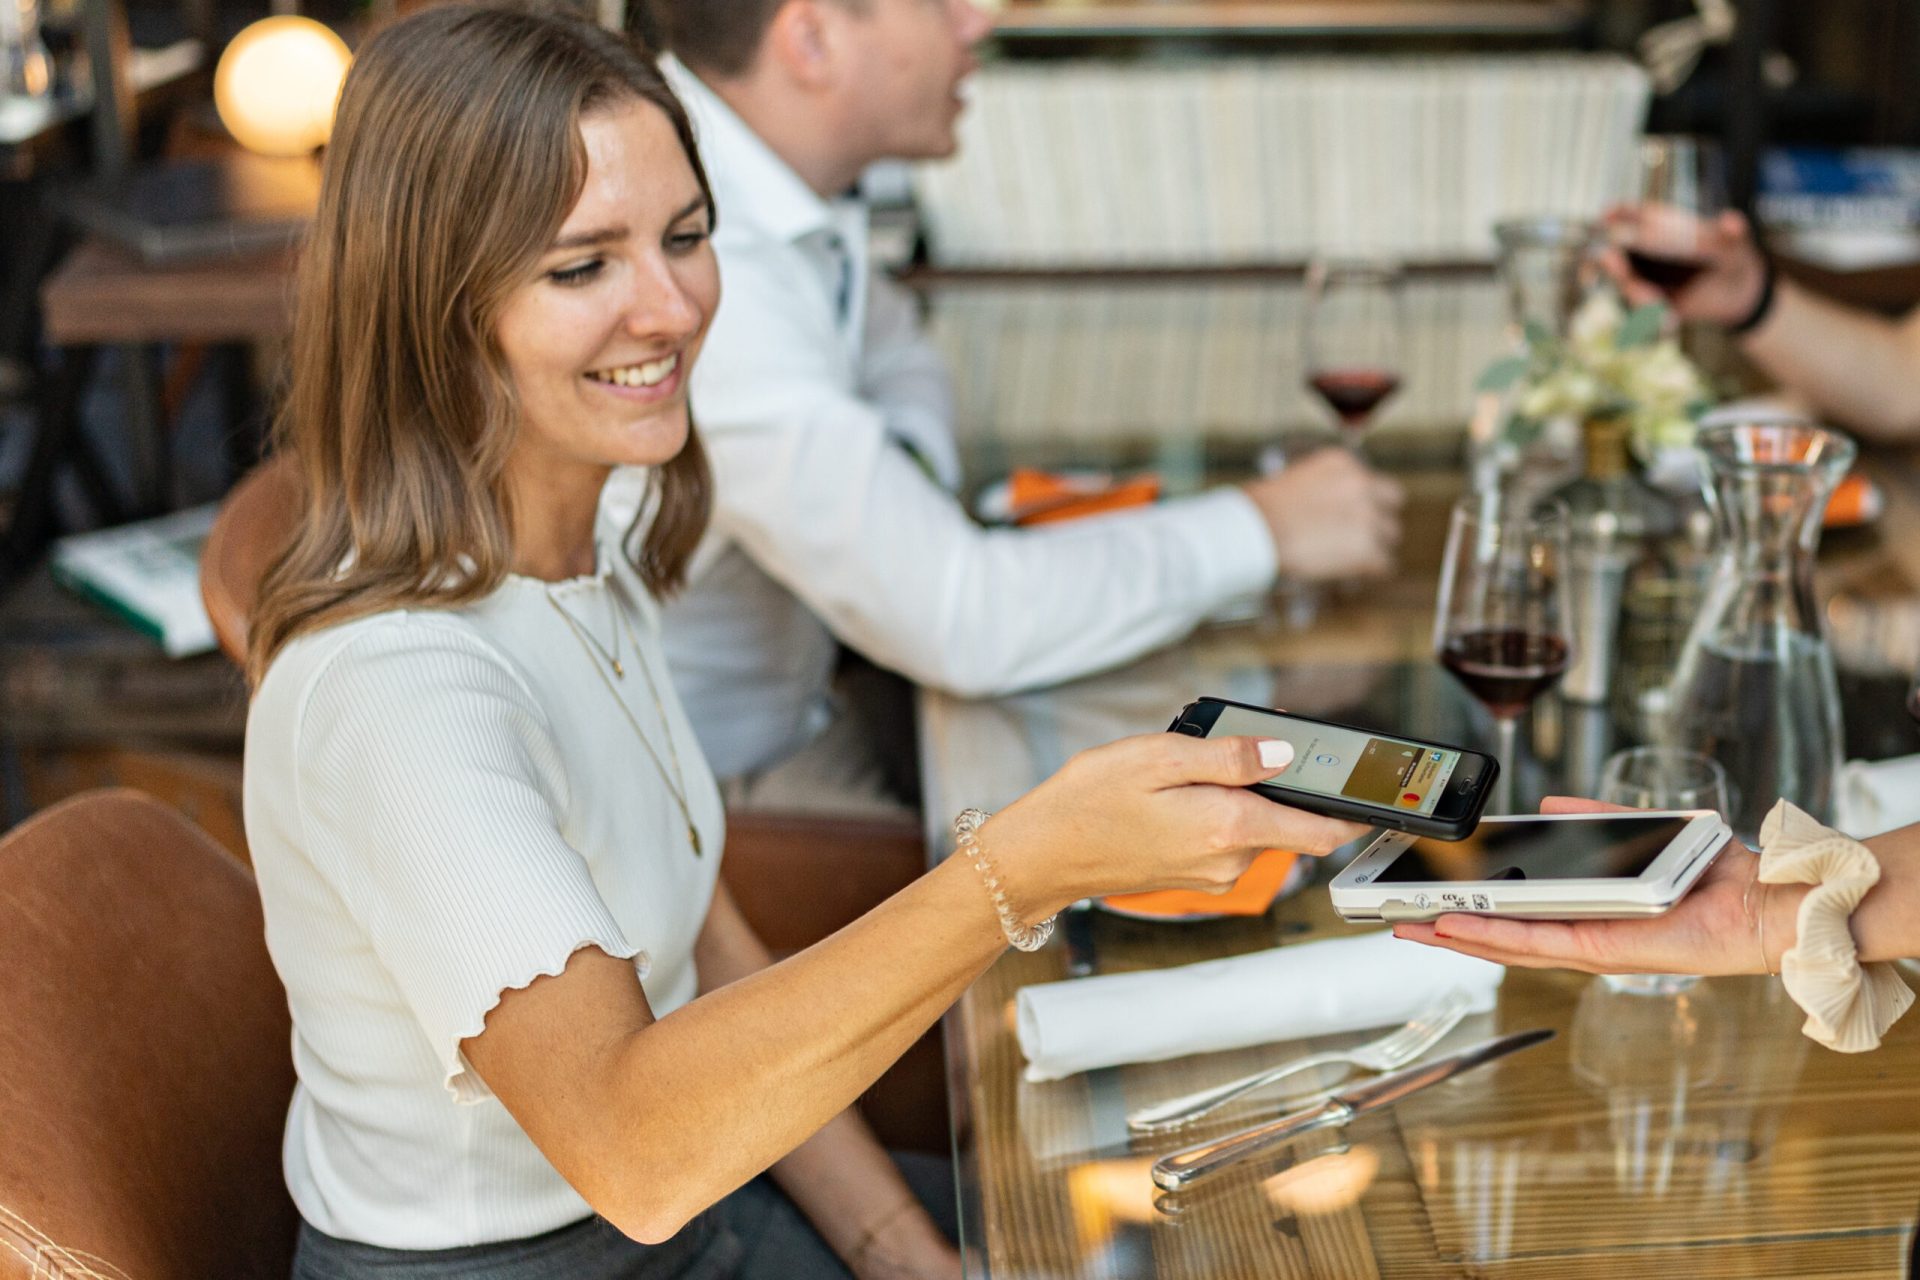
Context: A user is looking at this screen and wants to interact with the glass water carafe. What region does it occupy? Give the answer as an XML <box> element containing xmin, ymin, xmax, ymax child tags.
<box><xmin>1663</xmin><ymin>422</ymin><xmax>1855</xmax><ymax>842</ymax></box>
<box><xmin>1492</xmin><ymin>216</ymin><xmax>1593</xmax><ymax>338</ymax></box>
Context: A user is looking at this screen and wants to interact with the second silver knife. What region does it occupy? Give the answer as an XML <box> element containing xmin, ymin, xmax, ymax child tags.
<box><xmin>1150</xmin><ymin>1027</ymin><xmax>1555</xmax><ymax>1192</ymax></box>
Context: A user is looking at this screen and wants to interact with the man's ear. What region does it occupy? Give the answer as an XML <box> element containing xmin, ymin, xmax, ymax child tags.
<box><xmin>764</xmin><ymin>0</ymin><xmax>846</xmax><ymax>92</ymax></box>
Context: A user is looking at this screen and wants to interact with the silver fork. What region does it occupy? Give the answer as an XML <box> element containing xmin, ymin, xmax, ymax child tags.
<box><xmin>1126</xmin><ymin>988</ymin><xmax>1474</xmax><ymax>1133</ymax></box>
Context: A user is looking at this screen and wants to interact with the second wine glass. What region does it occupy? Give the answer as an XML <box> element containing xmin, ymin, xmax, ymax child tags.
<box><xmin>1303</xmin><ymin>257</ymin><xmax>1406</xmax><ymax>439</ymax></box>
<box><xmin>1435</xmin><ymin>495</ymin><xmax>1574</xmax><ymax>815</ymax></box>
<box><xmin>1617</xmin><ymin>135</ymin><xmax>1729</xmax><ymax>297</ymax></box>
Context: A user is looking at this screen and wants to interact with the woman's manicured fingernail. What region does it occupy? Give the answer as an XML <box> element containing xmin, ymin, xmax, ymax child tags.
<box><xmin>1258</xmin><ymin>739</ymin><xmax>1294</xmax><ymax>772</ymax></box>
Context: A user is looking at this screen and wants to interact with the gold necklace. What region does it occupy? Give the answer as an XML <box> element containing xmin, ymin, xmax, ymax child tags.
<box><xmin>546</xmin><ymin>582</ymin><xmax>703</xmax><ymax>857</ymax></box>
<box><xmin>549</xmin><ymin>582</ymin><xmax>624</xmax><ymax>678</ymax></box>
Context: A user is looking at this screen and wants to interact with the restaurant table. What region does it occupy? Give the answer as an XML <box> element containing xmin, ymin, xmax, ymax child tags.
<box><xmin>911</xmin><ymin>272</ymin><xmax>1920</xmax><ymax>1278</ymax></box>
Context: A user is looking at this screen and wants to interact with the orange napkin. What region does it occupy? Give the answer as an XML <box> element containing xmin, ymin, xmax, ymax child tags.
<box><xmin>1007</xmin><ymin>468</ymin><xmax>1161</xmax><ymax>527</ymax></box>
<box><xmin>1101</xmin><ymin>848</ymin><xmax>1301</xmax><ymax>918</ymax></box>
<box><xmin>1824</xmin><ymin>472</ymin><xmax>1882</xmax><ymax>528</ymax></box>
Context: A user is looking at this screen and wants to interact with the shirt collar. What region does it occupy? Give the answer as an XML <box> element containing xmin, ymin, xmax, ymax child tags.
<box><xmin>661</xmin><ymin>55</ymin><xmax>839</xmax><ymax>247</ymax></box>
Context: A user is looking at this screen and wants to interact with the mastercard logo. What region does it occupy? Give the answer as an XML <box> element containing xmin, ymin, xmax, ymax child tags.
<box><xmin>1398</xmin><ymin>792</ymin><xmax>1422</xmax><ymax>807</ymax></box>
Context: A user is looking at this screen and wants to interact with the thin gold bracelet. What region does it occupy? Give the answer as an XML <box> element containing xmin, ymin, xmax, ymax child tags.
<box><xmin>846</xmin><ymin>1195</ymin><xmax>920</xmax><ymax>1273</ymax></box>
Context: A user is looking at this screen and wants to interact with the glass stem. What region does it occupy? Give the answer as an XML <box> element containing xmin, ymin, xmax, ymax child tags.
<box><xmin>1494</xmin><ymin>714</ymin><xmax>1520</xmax><ymax>816</ymax></box>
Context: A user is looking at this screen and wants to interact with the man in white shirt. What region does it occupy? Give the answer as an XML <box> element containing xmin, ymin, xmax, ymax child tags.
<box><xmin>635</xmin><ymin>0</ymin><xmax>1405</xmax><ymax>798</ymax></box>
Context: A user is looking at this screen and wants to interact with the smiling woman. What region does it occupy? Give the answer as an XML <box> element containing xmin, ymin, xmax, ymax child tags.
<box><xmin>239</xmin><ymin>7</ymin><xmax>1370</xmax><ymax>1280</ymax></box>
<box><xmin>491</xmin><ymin>108</ymin><xmax>718</xmax><ymax>583</ymax></box>
<box><xmin>248</xmin><ymin>8</ymin><xmax>715</xmax><ymax>677</ymax></box>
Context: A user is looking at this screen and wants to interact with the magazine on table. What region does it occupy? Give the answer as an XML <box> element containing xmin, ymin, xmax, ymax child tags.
<box><xmin>50</xmin><ymin>505</ymin><xmax>219</xmax><ymax>658</ymax></box>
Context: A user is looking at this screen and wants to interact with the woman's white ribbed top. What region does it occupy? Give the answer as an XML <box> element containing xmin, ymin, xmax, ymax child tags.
<box><xmin>243</xmin><ymin>547</ymin><xmax>724</xmax><ymax>1250</ymax></box>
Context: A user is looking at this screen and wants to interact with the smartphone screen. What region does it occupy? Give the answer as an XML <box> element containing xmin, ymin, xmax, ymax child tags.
<box><xmin>1376</xmin><ymin>815</ymin><xmax>1692</xmax><ymax>883</ymax></box>
<box><xmin>1209</xmin><ymin>705</ymin><xmax>1463</xmax><ymax>818</ymax></box>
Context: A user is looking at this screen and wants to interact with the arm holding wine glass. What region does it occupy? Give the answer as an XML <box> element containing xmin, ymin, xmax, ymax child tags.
<box><xmin>1603</xmin><ymin>204</ymin><xmax>1920</xmax><ymax>443</ymax></box>
<box><xmin>1395</xmin><ymin>797</ymin><xmax>1920</xmax><ymax>977</ymax></box>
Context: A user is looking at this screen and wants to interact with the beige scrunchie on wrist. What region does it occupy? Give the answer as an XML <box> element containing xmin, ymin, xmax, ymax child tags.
<box><xmin>1758</xmin><ymin>800</ymin><xmax>1915</xmax><ymax>1053</ymax></box>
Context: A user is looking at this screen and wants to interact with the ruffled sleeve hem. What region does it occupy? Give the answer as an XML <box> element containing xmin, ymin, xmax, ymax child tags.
<box><xmin>442</xmin><ymin>938</ymin><xmax>652</xmax><ymax>1105</ymax></box>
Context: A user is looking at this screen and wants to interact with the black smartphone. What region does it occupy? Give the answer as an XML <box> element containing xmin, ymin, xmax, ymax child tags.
<box><xmin>1166</xmin><ymin>696</ymin><xmax>1497</xmax><ymax>841</ymax></box>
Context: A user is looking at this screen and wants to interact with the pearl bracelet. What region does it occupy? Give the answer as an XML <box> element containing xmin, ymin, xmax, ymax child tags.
<box><xmin>955</xmin><ymin>807</ymin><xmax>1057</xmax><ymax>952</ymax></box>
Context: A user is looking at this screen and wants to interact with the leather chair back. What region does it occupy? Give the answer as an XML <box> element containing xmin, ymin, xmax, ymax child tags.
<box><xmin>201</xmin><ymin>456</ymin><xmax>300</xmax><ymax>667</ymax></box>
<box><xmin>0</xmin><ymin>791</ymin><xmax>296</xmax><ymax>1279</ymax></box>
<box><xmin>721</xmin><ymin>808</ymin><xmax>945</xmax><ymax>1151</ymax></box>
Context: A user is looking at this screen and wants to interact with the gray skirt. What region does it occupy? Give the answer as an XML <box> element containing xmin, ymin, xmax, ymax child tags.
<box><xmin>292</xmin><ymin>1157</ymin><xmax>957</xmax><ymax>1280</ymax></box>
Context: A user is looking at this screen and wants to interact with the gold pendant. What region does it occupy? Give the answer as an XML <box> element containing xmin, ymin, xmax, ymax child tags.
<box><xmin>689</xmin><ymin>824</ymin><xmax>703</xmax><ymax>857</ymax></box>
<box><xmin>612</xmin><ymin>659</ymin><xmax>624</xmax><ymax>678</ymax></box>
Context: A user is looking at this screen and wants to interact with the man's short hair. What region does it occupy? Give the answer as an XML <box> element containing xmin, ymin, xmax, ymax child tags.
<box><xmin>637</xmin><ymin>0</ymin><xmax>865</xmax><ymax>79</ymax></box>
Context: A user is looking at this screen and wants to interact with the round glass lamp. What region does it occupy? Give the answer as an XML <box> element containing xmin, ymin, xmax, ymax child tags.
<box><xmin>214</xmin><ymin>16</ymin><xmax>351</xmax><ymax>157</ymax></box>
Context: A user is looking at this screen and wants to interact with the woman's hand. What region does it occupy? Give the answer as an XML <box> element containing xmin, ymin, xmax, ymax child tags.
<box><xmin>1599</xmin><ymin>204</ymin><xmax>1770</xmax><ymax>328</ymax></box>
<box><xmin>1391</xmin><ymin>797</ymin><xmax>1776</xmax><ymax>977</ymax></box>
<box><xmin>982</xmin><ymin>731</ymin><xmax>1373</xmax><ymax>922</ymax></box>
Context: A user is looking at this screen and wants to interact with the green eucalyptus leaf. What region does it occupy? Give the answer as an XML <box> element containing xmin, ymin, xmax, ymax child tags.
<box><xmin>1476</xmin><ymin>356</ymin><xmax>1532</xmax><ymax>393</ymax></box>
<box><xmin>1503</xmin><ymin>416</ymin><xmax>1547</xmax><ymax>446</ymax></box>
<box><xmin>1616</xmin><ymin>303</ymin><xmax>1666</xmax><ymax>349</ymax></box>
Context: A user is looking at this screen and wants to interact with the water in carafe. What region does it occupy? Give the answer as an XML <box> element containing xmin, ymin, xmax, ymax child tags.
<box><xmin>1662</xmin><ymin>422</ymin><xmax>1854</xmax><ymax>843</ymax></box>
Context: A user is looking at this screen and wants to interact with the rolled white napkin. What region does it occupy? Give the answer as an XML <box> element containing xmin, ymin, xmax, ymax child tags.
<box><xmin>1836</xmin><ymin>754</ymin><xmax>1920</xmax><ymax>838</ymax></box>
<box><xmin>1015</xmin><ymin>929</ymin><xmax>1504</xmax><ymax>1082</ymax></box>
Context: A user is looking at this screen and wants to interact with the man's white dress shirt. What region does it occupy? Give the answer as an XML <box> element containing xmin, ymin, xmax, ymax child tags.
<box><xmin>642</xmin><ymin>60</ymin><xmax>1278</xmax><ymax>780</ymax></box>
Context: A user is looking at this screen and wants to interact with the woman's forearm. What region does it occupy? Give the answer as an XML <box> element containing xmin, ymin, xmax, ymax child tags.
<box><xmin>1750</xmin><ymin>824</ymin><xmax>1920</xmax><ymax>970</ymax></box>
<box><xmin>1743</xmin><ymin>283</ymin><xmax>1920</xmax><ymax>441</ymax></box>
<box><xmin>479</xmin><ymin>852</ymin><xmax>1006</xmax><ymax>1244</ymax></box>
<box><xmin>1850</xmin><ymin>825</ymin><xmax>1920</xmax><ymax>965</ymax></box>
<box><xmin>771</xmin><ymin>1110</ymin><xmax>948</xmax><ymax>1276</ymax></box>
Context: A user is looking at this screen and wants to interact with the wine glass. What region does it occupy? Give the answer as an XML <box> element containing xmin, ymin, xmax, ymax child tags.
<box><xmin>1594</xmin><ymin>745</ymin><xmax>1733</xmax><ymax>997</ymax></box>
<box><xmin>1434</xmin><ymin>495</ymin><xmax>1574</xmax><ymax>815</ymax></box>
<box><xmin>1302</xmin><ymin>257</ymin><xmax>1406</xmax><ymax>440</ymax></box>
<box><xmin>1597</xmin><ymin>745</ymin><xmax>1732</xmax><ymax>814</ymax></box>
<box><xmin>1617</xmin><ymin>135</ymin><xmax>1730</xmax><ymax>298</ymax></box>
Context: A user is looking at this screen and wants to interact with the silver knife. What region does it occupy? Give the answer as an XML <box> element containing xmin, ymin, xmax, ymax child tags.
<box><xmin>1150</xmin><ymin>1027</ymin><xmax>1554</xmax><ymax>1192</ymax></box>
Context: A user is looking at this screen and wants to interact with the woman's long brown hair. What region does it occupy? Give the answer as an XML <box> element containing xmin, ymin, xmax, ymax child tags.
<box><xmin>248</xmin><ymin>5</ymin><xmax>713</xmax><ymax>685</ymax></box>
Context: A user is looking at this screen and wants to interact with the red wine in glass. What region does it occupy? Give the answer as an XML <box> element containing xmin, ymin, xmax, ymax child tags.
<box><xmin>1625</xmin><ymin>248</ymin><xmax>1708</xmax><ymax>295</ymax></box>
<box><xmin>1625</xmin><ymin>138</ymin><xmax>1728</xmax><ymax>299</ymax></box>
<box><xmin>1440</xmin><ymin>628</ymin><xmax>1571</xmax><ymax>720</ymax></box>
<box><xmin>1434</xmin><ymin>497</ymin><xmax>1572</xmax><ymax>814</ymax></box>
<box><xmin>1308</xmin><ymin>369</ymin><xmax>1401</xmax><ymax>431</ymax></box>
<box><xmin>1303</xmin><ymin>258</ymin><xmax>1405</xmax><ymax>439</ymax></box>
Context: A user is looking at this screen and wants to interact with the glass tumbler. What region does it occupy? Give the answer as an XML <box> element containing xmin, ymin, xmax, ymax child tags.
<box><xmin>1595</xmin><ymin>746</ymin><xmax>1732</xmax><ymax>996</ymax></box>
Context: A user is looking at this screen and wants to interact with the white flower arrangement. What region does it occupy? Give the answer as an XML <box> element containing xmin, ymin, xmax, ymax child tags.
<box><xmin>1478</xmin><ymin>292</ymin><xmax>1714</xmax><ymax>459</ymax></box>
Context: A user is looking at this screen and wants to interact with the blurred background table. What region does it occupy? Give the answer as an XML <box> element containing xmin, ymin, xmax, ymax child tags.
<box><xmin>983</xmin><ymin>0</ymin><xmax>1589</xmax><ymax>39</ymax></box>
<box><xmin>911</xmin><ymin>271</ymin><xmax>1920</xmax><ymax>1278</ymax></box>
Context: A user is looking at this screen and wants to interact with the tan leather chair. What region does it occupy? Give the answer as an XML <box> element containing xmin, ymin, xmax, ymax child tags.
<box><xmin>0</xmin><ymin>790</ymin><xmax>297</xmax><ymax>1279</ymax></box>
<box><xmin>200</xmin><ymin>454</ymin><xmax>299</xmax><ymax>667</ymax></box>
